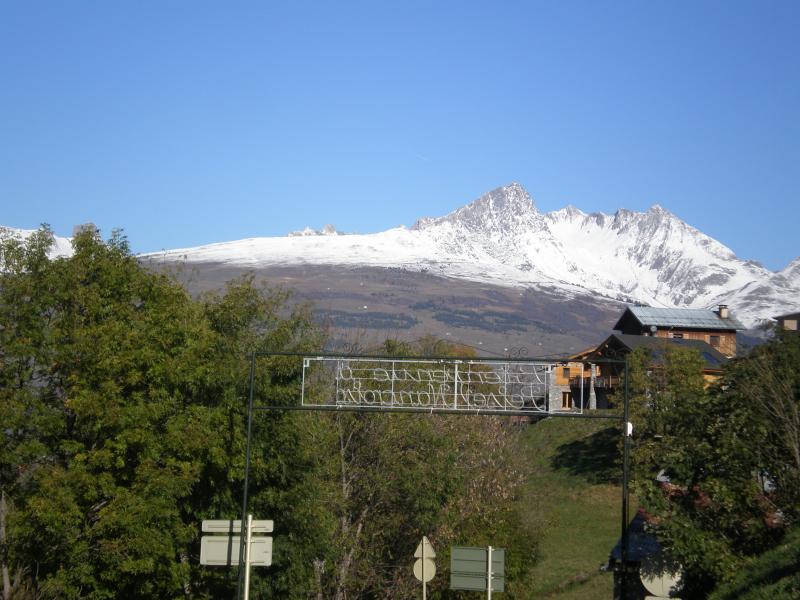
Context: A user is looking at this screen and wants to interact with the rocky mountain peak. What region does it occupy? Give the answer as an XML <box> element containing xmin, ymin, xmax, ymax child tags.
<box><xmin>412</xmin><ymin>182</ymin><xmax>540</xmax><ymax>234</ymax></box>
<box><xmin>547</xmin><ymin>204</ymin><xmax>586</xmax><ymax>222</ymax></box>
<box><xmin>776</xmin><ymin>257</ymin><xmax>800</xmax><ymax>280</ymax></box>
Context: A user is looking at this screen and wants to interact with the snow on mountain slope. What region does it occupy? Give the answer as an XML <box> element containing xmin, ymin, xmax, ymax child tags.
<box><xmin>80</xmin><ymin>184</ymin><xmax>800</xmax><ymax>326</ymax></box>
<box><xmin>0</xmin><ymin>226</ymin><xmax>73</xmax><ymax>259</ymax></box>
<box><xmin>404</xmin><ymin>183</ymin><xmax>799</xmax><ymax>324</ymax></box>
<box><xmin>144</xmin><ymin>184</ymin><xmax>799</xmax><ymax>325</ymax></box>
<box><xmin>541</xmin><ymin>203</ymin><xmax>776</xmax><ymax>309</ymax></box>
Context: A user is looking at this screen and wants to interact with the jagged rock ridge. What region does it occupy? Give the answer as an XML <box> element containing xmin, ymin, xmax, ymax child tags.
<box><xmin>5</xmin><ymin>184</ymin><xmax>799</xmax><ymax>327</ymax></box>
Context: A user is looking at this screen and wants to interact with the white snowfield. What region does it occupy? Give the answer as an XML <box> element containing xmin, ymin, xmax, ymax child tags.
<box><xmin>144</xmin><ymin>183</ymin><xmax>799</xmax><ymax>327</ymax></box>
<box><xmin>5</xmin><ymin>184</ymin><xmax>798</xmax><ymax>327</ymax></box>
<box><xmin>0</xmin><ymin>226</ymin><xmax>74</xmax><ymax>259</ymax></box>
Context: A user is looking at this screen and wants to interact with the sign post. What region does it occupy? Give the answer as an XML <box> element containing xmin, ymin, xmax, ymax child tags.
<box><xmin>413</xmin><ymin>536</ymin><xmax>436</xmax><ymax>599</ymax></box>
<box><xmin>243</xmin><ymin>514</ymin><xmax>253</xmax><ymax>600</ymax></box>
<box><xmin>487</xmin><ymin>546</ymin><xmax>493</xmax><ymax>600</ymax></box>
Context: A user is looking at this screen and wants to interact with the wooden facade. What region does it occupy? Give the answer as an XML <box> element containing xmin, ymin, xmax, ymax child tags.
<box><xmin>613</xmin><ymin>305</ymin><xmax>743</xmax><ymax>358</ymax></box>
<box><xmin>650</xmin><ymin>329</ymin><xmax>736</xmax><ymax>358</ymax></box>
<box><xmin>565</xmin><ymin>305</ymin><xmax>741</xmax><ymax>409</ymax></box>
<box><xmin>775</xmin><ymin>312</ymin><xmax>800</xmax><ymax>332</ymax></box>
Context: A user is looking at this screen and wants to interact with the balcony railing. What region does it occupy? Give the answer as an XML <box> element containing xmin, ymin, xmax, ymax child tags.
<box><xmin>568</xmin><ymin>375</ymin><xmax>621</xmax><ymax>389</ymax></box>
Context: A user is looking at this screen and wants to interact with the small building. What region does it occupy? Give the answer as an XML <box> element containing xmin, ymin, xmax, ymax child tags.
<box><xmin>572</xmin><ymin>333</ymin><xmax>729</xmax><ymax>408</ymax></box>
<box><xmin>565</xmin><ymin>304</ymin><xmax>739</xmax><ymax>409</ymax></box>
<box><xmin>549</xmin><ymin>361</ymin><xmax>596</xmax><ymax>411</ymax></box>
<box><xmin>774</xmin><ymin>311</ymin><xmax>800</xmax><ymax>332</ymax></box>
<box><xmin>613</xmin><ymin>305</ymin><xmax>743</xmax><ymax>358</ymax></box>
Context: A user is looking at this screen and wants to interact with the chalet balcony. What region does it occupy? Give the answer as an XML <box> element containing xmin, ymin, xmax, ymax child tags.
<box><xmin>568</xmin><ymin>375</ymin><xmax>621</xmax><ymax>389</ymax></box>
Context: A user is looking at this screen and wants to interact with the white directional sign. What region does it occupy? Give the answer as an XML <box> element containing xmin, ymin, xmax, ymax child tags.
<box><xmin>414</xmin><ymin>536</ymin><xmax>436</xmax><ymax>558</ymax></box>
<box><xmin>413</xmin><ymin>536</ymin><xmax>437</xmax><ymax>599</ymax></box>
<box><xmin>201</xmin><ymin>519</ymin><xmax>274</xmax><ymax>533</ymax></box>
<box><xmin>200</xmin><ymin>536</ymin><xmax>273</xmax><ymax>567</ymax></box>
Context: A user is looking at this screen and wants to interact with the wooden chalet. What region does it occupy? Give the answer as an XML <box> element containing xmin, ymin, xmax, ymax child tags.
<box><xmin>557</xmin><ymin>305</ymin><xmax>741</xmax><ymax>410</ymax></box>
<box><xmin>613</xmin><ymin>304</ymin><xmax>743</xmax><ymax>358</ymax></box>
<box><xmin>774</xmin><ymin>311</ymin><xmax>800</xmax><ymax>332</ymax></box>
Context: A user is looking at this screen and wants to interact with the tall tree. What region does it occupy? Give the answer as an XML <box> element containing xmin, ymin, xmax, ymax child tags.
<box><xmin>1</xmin><ymin>229</ymin><xmax>539</xmax><ymax>599</ymax></box>
<box><xmin>621</xmin><ymin>337</ymin><xmax>799</xmax><ymax>597</ymax></box>
<box><xmin>309</xmin><ymin>338</ymin><xmax>537</xmax><ymax>599</ymax></box>
<box><xmin>0</xmin><ymin>228</ymin><xmax>329</xmax><ymax>599</ymax></box>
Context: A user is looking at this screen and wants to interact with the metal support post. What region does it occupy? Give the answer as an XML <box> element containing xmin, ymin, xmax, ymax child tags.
<box><xmin>237</xmin><ymin>354</ymin><xmax>257</xmax><ymax>600</ymax></box>
<box><xmin>243</xmin><ymin>514</ymin><xmax>253</xmax><ymax>600</ymax></box>
<box><xmin>422</xmin><ymin>541</ymin><xmax>427</xmax><ymax>600</ymax></box>
<box><xmin>620</xmin><ymin>357</ymin><xmax>631</xmax><ymax>599</ymax></box>
<box><xmin>487</xmin><ymin>545</ymin><xmax>493</xmax><ymax>600</ymax></box>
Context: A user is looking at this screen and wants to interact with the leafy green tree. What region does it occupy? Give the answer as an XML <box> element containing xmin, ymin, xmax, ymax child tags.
<box><xmin>1</xmin><ymin>228</ymin><xmax>538</xmax><ymax>599</ymax></box>
<box><xmin>723</xmin><ymin>329</ymin><xmax>800</xmax><ymax>518</ymax></box>
<box><xmin>620</xmin><ymin>337</ymin><xmax>800</xmax><ymax>597</ymax></box>
<box><xmin>307</xmin><ymin>337</ymin><xmax>538</xmax><ymax>599</ymax></box>
<box><xmin>0</xmin><ymin>228</ymin><xmax>329</xmax><ymax>599</ymax></box>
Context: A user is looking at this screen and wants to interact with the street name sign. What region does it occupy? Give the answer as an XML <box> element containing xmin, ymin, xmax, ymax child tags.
<box><xmin>202</xmin><ymin>519</ymin><xmax>274</xmax><ymax>533</ymax></box>
<box><xmin>450</xmin><ymin>546</ymin><xmax>505</xmax><ymax>592</ymax></box>
<box><xmin>200</xmin><ymin>536</ymin><xmax>273</xmax><ymax>567</ymax></box>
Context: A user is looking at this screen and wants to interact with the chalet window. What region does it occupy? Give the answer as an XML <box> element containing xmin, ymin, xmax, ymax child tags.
<box><xmin>671</xmin><ymin>332</ymin><xmax>683</xmax><ymax>339</ymax></box>
<box><xmin>562</xmin><ymin>367</ymin><xmax>571</xmax><ymax>379</ymax></box>
<box><xmin>710</xmin><ymin>335</ymin><xmax>720</xmax><ymax>347</ymax></box>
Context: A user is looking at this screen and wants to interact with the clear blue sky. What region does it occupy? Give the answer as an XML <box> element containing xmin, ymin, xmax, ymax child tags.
<box><xmin>1</xmin><ymin>1</ymin><xmax>798</xmax><ymax>270</ymax></box>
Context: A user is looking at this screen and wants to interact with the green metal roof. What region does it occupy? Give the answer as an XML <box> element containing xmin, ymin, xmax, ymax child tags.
<box><xmin>619</xmin><ymin>306</ymin><xmax>744</xmax><ymax>331</ymax></box>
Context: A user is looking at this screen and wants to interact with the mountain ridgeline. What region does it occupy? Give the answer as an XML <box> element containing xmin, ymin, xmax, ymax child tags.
<box><xmin>4</xmin><ymin>184</ymin><xmax>797</xmax><ymax>353</ymax></box>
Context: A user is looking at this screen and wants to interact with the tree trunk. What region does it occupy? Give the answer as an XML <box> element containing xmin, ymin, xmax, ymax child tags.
<box><xmin>1</xmin><ymin>490</ymin><xmax>11</xmax><ymax>600</ymax></box>
<box><xmin>180</xmin><ymin>552</ymin><xmax>191</xmax><ymax>597</ymax></box>
<box><xmin>313</xmin><ymin>559</ymin><xmax>325</xmax><ymax>600</ymax></box>
<box><xmin>333</xmin><ymin>508</ymin><xmax>367</xmax><ymax>600</ymax></box>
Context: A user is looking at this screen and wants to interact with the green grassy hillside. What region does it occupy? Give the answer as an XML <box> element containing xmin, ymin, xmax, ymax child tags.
<box><xmin>514</xmin><ymin>416</ymin><xmax>623</xmax><ymax>599</ymax></box>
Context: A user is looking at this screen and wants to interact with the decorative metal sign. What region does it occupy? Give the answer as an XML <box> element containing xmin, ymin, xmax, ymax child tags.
<box><xmin>301</xmin><ymin>357</ymin><xmax>560</xmax><ymax>413</ymax></box>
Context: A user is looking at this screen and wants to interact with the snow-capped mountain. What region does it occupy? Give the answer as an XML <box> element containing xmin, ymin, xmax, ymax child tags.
<box><xmin>6</xmin><ymin>185</ymin><xmax>798</xmax><ymax>328</ymax></box>
<box><xmin>0</xmin><ymin>226</ymin><xmax>74</xmax><ymax>259</ymax></box>
<box><xmin>288</xmin><ymin>224</ymin><xmax>342</xmax><ymax>237</ymax></box>
<box><xmin>144</xmin><ymin>183</ymin><xmax>798</xmax><ymax>326</ymax></box>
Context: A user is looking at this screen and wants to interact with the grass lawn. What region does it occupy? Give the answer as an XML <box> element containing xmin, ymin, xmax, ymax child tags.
<box><xmin>514</xmin><ymin>416</ymin><xmax>624</xmax><ymax>599</ymax></box>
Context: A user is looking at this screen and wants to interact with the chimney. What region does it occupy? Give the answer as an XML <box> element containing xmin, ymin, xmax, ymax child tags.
<box><xmin>718</xmin><ymin>305</ymin><xmax>729</xmax><ymax>319</ymax></box>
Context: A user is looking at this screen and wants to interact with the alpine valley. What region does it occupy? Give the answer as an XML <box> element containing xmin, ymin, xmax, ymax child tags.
<box><xmin>5</xmin><ymin>183</ymin><xmax>798</xmax><ymax>355</ymax></box>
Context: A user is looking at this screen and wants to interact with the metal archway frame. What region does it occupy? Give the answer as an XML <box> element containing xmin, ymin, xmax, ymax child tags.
<box><xmin>236</xmin><ymin>351</ymin><xmax>631</xmax><ymax>599</ymax></box>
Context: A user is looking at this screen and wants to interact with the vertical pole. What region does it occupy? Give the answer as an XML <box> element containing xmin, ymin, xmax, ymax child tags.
<box><xmin>422</xmin><ymin>541</ymin><xmax>427</xmax><ymax>600</ymax></box>
<box><xmin>243</xmin><ymin>514</ymin><xmax>253</xmax><ymax>600</ymax></box>
<box><xmin>391</xmin><ymin>359</ymin><xmax>395</xmax><ymax>407</ymax></box>
<box><xmin>620</xmin><ymin>357</ymin><xmax>631</xmax><ymax>600</ymax></box>
<box><xmin>487</xmin><ymin>545</ymin><xmax>493</xmax><ymax>600</ymax></box>
<box><xmin>453</xmin><ymin>362</ymin><xmax>458</xmax><ymax>409</ymax></box>
<box><xmin>237</xmin><ymin>353</ymin><xmax>257</xmax><ymax>600</ymax></box>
